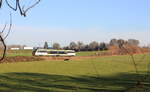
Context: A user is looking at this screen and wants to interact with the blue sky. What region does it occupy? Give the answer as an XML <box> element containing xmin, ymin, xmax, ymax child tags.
<box><xmin>0</xmin><ymin>0</ymin><xmax>150</xmax><ymax>46</ymax></box>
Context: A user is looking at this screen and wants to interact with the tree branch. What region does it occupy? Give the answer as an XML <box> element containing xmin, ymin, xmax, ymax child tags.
<box><xmin>5</xmin><ymin>0</ymin><xmax>41</xmax><ymax>17</ymax></box>
<box><xmin>0</xmin><ymin>13</ymin><xmax>12</xmax><ymax>61</ymax></box>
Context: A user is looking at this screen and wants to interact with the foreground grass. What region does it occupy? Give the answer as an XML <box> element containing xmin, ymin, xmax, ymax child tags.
<box><xmin>0</xmin><ymin>53</ymin><xmax>149</xmax><ymax>92</ymax></box>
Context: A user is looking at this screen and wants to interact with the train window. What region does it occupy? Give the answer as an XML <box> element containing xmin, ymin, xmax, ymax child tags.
<box><xmin>58</xmin><ymin>51</ymin><xmax>66</xmax><ymax>54</ymax></box>
<box><xmin>50</xmin><ymin>51</ymin><xmax>57</xmax><ymax>54</ymax></box>
<box><xmin>38</xmin><ymin>51</ymin><xmax>47</xmax><ymax>53</ymax></box>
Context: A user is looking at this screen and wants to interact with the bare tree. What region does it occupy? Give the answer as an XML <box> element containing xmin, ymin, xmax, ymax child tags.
<box><xmin>3</xmin><ymin>0</ymin><xmax>41</xmax><ymax>17</ymax></box>
<box><xmin>0</xmin><ymin>13</ymin><xmax>12</xmax><ymax>61</ymax></box>
<box><xmin>118</xmin><ymin>42</ymin><xmax>150</xmax><ymax>89</ymax></box>
<box><xmin>99</xmin><ymin>42</ymin><xmax>108</xmax><ymax>50</ymax></box>
<box><xmin>77</xmin><ymin>41</ymin><xmax>84</xmax><ymax>51</ymax></box>
<box><xmin>53</xmin><ymin>43</ymin><xmax>60</xmax><ymax>49</ymax></box>
<box><xmin>0</xmin><ymin>0</ymin><xmax>40</xmax><ymax>61</ymax></box>
<box><xmin>127</xmin><ymin>39</ymin><xmax>139</xmax><ymax>46</ymax></box>
<box><xmin>69</xmin><ymin>42</ymin><xmax>77</xmax><ymax>50</ymax></box>
<box><xmin>89</xmin><ymin>41</ymin><xmax>99</xmax><ymax>51</ymax></box>
<box><xmin>109</xmin><ymin>38</ymin><xmax>118</xmax><ymax>46</ymax></box>
<box><xmin>44</xmin><ymin>42</ymin><xmax>49</xmax><ymax>49</ymax></box>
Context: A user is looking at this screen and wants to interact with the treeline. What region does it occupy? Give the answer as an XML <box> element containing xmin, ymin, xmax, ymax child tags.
<box><xmin>44</xmin><ymin>38</ymin><xmax>141</xmax><ymax>52</ymax></box>
<box><xmin>63</xmin><ymin>41</ymin><xmax>108</xmax><ymax>51</ymax></box>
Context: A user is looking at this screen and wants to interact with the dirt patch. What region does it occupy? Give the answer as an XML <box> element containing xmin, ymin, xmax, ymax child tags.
<box><xmin>0</xmin><ymin>56</ymin><xmax>44</xmax><ymax>63</ymax></box>
<box><xmin>0</xmin><ymin>56</ymin><xmax>98</xmax><ymax>63</ymax></box>
<box><xmin>41</xmin><ymin>56</ymin><xmax>101</xmax><ymax>61</ymax></box>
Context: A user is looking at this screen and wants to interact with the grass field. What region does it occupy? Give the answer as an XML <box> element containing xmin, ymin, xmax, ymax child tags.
<box><xmin>76</xmin><ymin>51</ymin><xmax>107</xmax><ymax>56</ymax></box>
<box><xmin>0</xmin><ymin>50</ymin><xmax>149</xmax><ymax>92</ymax></box>
<box><xmin>6</xmin><ymin>50</ymin><xmax>107</xmax><ymax>57</ymax></box>
<box><xmin>6</xmin><ymin>50</ymin><xmax>32</xmax><ymax>57</ymax></box>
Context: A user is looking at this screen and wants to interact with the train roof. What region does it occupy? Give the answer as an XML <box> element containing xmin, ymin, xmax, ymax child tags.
<box><xmin>37</xmin><ymin>49</ymin><xmax>75</xmax><ymax>52</ymax></box>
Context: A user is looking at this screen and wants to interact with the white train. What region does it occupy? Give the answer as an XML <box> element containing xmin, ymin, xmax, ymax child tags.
<box><xmin>33</xmin><ymin>49</ymin><xmax>76</xmax><ymax>56</ymax></box>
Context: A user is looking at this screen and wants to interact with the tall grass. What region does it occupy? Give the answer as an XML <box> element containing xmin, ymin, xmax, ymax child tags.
<box><xmin>0</xmin><ymin>54</ymin><xmax>149</xmax><ymax>92</ymax></box>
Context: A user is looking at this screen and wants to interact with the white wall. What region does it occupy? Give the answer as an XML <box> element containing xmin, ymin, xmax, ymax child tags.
<box><xmin>10</xmin><ymin>48</ymin><xmax>20</xmax><ymax>50</ymax></box>
<box><xmin>24</xmin><ymin>47</ymin><xmax>33</xmax><ymax>50</ymax></box>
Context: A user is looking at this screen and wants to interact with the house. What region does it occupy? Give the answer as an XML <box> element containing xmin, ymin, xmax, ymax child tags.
<box><xmin>23</xmin><ymin>47</ymin><xmax>33</xmax><ymax>50</ymax></box>
<box><xmin>10</xmin><ymin>48</ymin><xmax>20</xmax><ymax>50</ymax></box>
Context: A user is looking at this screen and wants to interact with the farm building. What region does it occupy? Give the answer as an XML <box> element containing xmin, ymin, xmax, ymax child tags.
<box><xmin>10</xmin><ymin>48</ymin><xmax>20</xmax><ymax>50</ymax></box>
<box><xmin>23</xmin><ymin>47</ymin><xmax>33</xmax><ymax>50</ymax></box>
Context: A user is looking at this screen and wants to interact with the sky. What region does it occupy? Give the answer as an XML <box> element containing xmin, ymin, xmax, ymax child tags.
<box><xmin>0</xmin><ymin>0</ymin><xmax>150</xmax><ymax>47</ymax></box>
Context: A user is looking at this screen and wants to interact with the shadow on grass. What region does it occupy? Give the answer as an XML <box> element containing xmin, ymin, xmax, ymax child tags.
<box><xmin>0</xmin><ymin>72</ymin><xmax>149</xmax><ymax>92</ymax></box>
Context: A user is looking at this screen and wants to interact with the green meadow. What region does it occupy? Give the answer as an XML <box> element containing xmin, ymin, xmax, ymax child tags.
<box><xmin>6</xmin><ymin>50</ymin><xmax>106</xmax><ymax>57</ymax></box>
<box><xmin>0</xmin><ymin>51</ymin><xmax>149</xmax><ymax>92</ymax></box>
<box><xmin>6</xmin><ymin>50</ymin><xmax>98</xmax><ymax>57</ymax></box>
